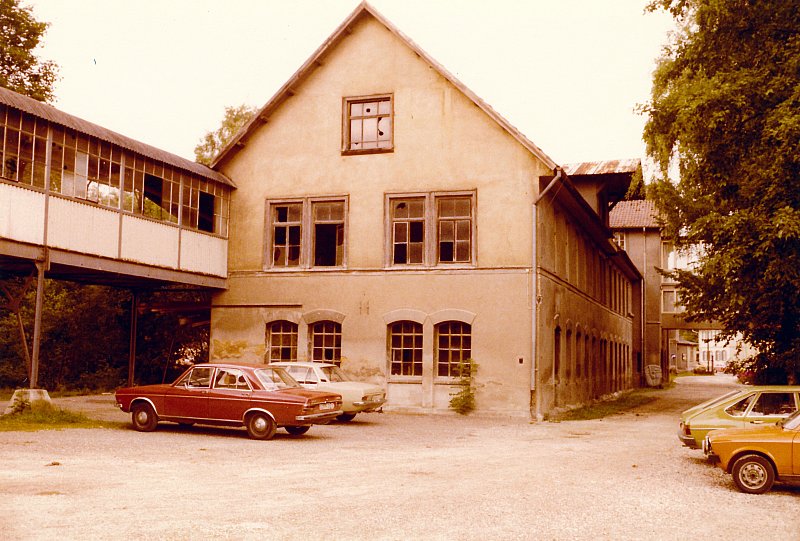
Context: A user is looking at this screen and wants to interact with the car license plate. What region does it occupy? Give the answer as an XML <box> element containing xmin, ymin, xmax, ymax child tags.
<box><xmin>319</xmin><ymin>402</ymin><xmax>334</xmax><ymax>411</ymax></box>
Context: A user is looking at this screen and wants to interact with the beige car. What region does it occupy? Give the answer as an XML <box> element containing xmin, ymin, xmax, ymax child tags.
<box><xmin>271</xmin><ymin>362</ymin><xmax>386</xmax><ymax>422</ymax></box>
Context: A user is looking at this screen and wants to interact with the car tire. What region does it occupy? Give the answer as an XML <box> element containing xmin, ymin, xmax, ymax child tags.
<box><xmin>131</xmin><ymin>402</ymin><xmax>158</xmax><ymax>432</ymax></box>
<box><xmin>336</xmin><ymin>413</ymin><xmax>357</xmax><ymax>422</ymax></box>
<box><xmin>731</xmin><ymin>454</ymin><xmax>775</xmax><ymax>494</ymax></box>
<box><xmin>245</xmin><ymin>412</ymin><xmax>277</xmax><ymax>440</ymax></box>
<box><xmin>285</xmin><ymin>425</ymin><xmax>311</xmax><ymax>436</ymax></box>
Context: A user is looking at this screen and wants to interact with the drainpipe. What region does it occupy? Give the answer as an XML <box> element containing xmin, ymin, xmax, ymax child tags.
<box><xmin>641</xmin><ymin>227</ymin><xmax>647</xmax><ymax>385</ymax></box>
<box><xmin>531</xmin><ymin>167</ymin><xmax>563</xmax><ymax>421</ymax></box>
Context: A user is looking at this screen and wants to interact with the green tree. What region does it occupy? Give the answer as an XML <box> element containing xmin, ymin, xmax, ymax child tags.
<box><xmin>194</xmin><ymin>104</ymin><xmax>256</xmax><ymax>165</ymax></box>
<box><xmin>642</xmin><ymin>0</ymin><xmax>800</xmax><ymax>383</ymax></box>
<box><xmin>0</xmin><ymin>0</ymin><xmax>59</xmax><ymax>102</ymax></box>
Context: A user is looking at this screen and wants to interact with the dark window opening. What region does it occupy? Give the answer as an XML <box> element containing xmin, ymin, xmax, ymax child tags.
<box><xmin>198</xmin><ymin>191</ymin><xmax>215</xmax><ymax>233</ymax></box>
<box><xmin>314</xmin><ymin>223</ymin><xmax>344</xmax><ymax>266</ymax></box>
<box><xmin>143</xmin><ymin>173</ymin><xmax>163</xmax><ymax>219</ymax></box>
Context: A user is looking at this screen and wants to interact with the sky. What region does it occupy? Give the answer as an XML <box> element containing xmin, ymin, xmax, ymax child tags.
<box><xmin>27</xmin><ymin>0</ymin><xmax>675</xmax><ymax>167</ymax></box>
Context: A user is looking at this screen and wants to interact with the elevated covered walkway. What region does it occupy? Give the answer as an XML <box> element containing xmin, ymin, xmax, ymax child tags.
<box><xmin>0</xmin><ymin>86</ymin><xmax>234</xmax><ymax>387</ymax></box>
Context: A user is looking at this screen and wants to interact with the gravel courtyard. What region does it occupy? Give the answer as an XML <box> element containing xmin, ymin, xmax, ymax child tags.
<box><xmin>1</xmin><ymin>375</ymin><xmax>798</xmax><ymax>541</ymax></box>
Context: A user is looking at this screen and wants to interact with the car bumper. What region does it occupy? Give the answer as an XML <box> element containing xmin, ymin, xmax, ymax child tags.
<box><xmin>351</xmin><ymin>397</ymin><xmax>386</xmax><ymax>413</ymax></box>
<box><xmin>702</xmin><ymin>435</ymin><xmax>719</xmax><ymax>462</ymax></box>
<box><xmin>295</xmin><ymin>410</ymin><xmax>343</xmax><ymax>423</ymax></box>
<box><xmin>678</xmin><ymin>429</ymin><xmax>700</xmax><ymax>449</ymax></box>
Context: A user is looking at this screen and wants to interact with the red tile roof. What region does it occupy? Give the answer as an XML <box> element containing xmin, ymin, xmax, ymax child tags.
<box><xmin>609</xmin><ymin>199</ymin><xmax>661</xmax><ymax>229</ymax></box>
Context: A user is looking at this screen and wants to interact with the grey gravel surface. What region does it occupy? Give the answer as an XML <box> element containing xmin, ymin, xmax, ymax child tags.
<box><xmin>1</xmin><ymin>375</ymin><xmax>798</xmax><ymax>541</ymax></box>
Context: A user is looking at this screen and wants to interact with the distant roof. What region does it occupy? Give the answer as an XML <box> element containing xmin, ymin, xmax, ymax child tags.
<box><xmin>563</xmin><ymin>159</ymin><xmax>641</xmax><ymax>176</ymax></box>
<box><xmin>609</xmin><ymin>199</ymin><xmax>661</xmax><ymax>229</ymax></box>
<box><xmin>0</xmin><ymin>86</ymin><xmax>234</xmax><ymax>187</ymax></box>
<box><xmin>211</xmin><ymin>1</ymin><xmax>557</xmax><ymax>171</ymax></box>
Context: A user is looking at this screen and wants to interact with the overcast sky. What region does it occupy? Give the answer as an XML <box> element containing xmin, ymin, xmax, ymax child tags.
<box><xmin>27</xmin><ymin>0</ymin><xmax>675</xmax><ymax>167</ymax></box>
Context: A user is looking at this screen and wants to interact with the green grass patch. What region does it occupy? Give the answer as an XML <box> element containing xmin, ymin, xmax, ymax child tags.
<box><xmin>550</xmin><ymin>390</ymin><xmax>659</xmax><ymax>421</ymax></box>
<box><xmin>0</xmin><ymin>402</ymin><xmax>119</xmax><ymax>432</ymax></box>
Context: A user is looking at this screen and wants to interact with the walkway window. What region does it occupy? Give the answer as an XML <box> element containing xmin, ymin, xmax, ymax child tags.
<box><xmin>310</xmin><ymin>321</ymin><xmax>342</xmax><ymax>365</ymax></box>
<box><xmin>266</xmin><ymin>320</ymin><xmax>298</xmax><ymax>362</ymax></box>
<box><xmin>388</xmin><ymin>321</ymin><xmax>423</xmax><ymax>377</ymax></box>
<box><xmin>436</xmin><ymin>321</ymin><xmax>471</xmax><ymax>378</ymax></box>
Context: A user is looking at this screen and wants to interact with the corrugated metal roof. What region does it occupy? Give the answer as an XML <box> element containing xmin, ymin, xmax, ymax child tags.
<box><xmin>563</xmin><ymin>159</ymin><xmax>641</xmax><ymax>176</ymax></box>
<box><xmin>609</xmin><ymin>199</ymin><xmax>661</xmax><ymax>229</ymax></box>
<box><xmin>0</xmin><ymin>85</ymin><xmax>234</xmax><ymax>187</ymax></box>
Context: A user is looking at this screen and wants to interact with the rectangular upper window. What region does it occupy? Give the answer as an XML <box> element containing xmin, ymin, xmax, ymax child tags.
<box><xmin>343</xmin><ymin>94</ymin><xmax>393</xmax><ymax>154</ymax></box>
<box><xmin>386</xmin><ymin>191</ymin><xmax>475</xmax><ymax>267</ymax></box>
<box><xmin>267</xmin><ymin>197</ymin><xmax>347</xmax><ymax>269</ymax></box>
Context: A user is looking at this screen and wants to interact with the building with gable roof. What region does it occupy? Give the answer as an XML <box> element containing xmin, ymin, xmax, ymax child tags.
<box><xmin>209</xmin><ymin>2</ymin><xmax>643</xmax><ymax>418</ymax></box>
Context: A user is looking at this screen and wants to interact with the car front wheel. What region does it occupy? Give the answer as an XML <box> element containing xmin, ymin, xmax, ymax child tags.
<box><xmin>246</xmin><ymin>412</ymin><xmax>277</xmax><ymax>440</ymax></box>
<box><xmin>285</xmin><ymin>425</ymin><xmax>310</xmax><ymax>436</ymax></box>
<box><xmin>131</xmin><ymin>402</ymin><xmax>158</xmax><ymax>432</ymax></box>
<box><xmin>731</xmin><ymin>454</ymin><xmax>775</xmax><ymax>494</ymax></box>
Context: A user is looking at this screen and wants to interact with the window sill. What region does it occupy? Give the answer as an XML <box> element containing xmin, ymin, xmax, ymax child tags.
<box><xmin>341</xmin><ymin>147</ymin><xmax>394</xmax><ymax>156</ymax></box>
<box><xmin>387</xmin><ymin>377</ymin><xmax>423</xmax><ymax>384</ymax></box>
<box><xmin>385</xmin><ymin>263</ymin><xmax>476</xmax><ymax>270</ymax></box>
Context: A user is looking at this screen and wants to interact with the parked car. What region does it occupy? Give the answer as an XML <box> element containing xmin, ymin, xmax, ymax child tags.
<box><xmin>703</xmin><ymin>408</ymin><xmax>800</xmax><ymax>494</ymax></box>
<box><xmin>678</xmin><ymin>386</ymin><xmax>800</xmax><ymax>449</ymax></box>
<box><xmin>271</xmin><ymin>361</ymin><xmax>386</xmax><ymax>421</ymax></box>
<box><xmin>115</xmin><ymin>362</ymin><xmax>342</xmax><ymax>440</ymax></box>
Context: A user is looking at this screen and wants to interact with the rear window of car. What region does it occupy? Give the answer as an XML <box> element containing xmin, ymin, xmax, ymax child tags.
<box><xmin>725</xmin><ymin>394</ymin><xmax>756</xmax><ymax>417</ymax></box>
<box><xmin>255</xmin><ymin>367</ymin><xmax>300</xmax><ymax>390</ymax></box>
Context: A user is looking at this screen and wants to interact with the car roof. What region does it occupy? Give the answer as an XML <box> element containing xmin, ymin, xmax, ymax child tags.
<box><xmin>737</xmin><ymin>385</ymin><xmax>800</xmax><ymax>391</ymax></box>
<box><xmin>191</xmin><ymin>362</ymin><xmax>275</xmax><ymax>370</ymax></box>
<box><xmin>270</xmin><ymin>361</ymin><xmax>337</xmax><ymax>368</ymax></box>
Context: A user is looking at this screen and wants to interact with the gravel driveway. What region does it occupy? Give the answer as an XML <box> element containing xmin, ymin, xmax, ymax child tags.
<box><xmin>1</xmin><ymin>375</ymin><xmax>798</xmax><ymax>541</ymax></box>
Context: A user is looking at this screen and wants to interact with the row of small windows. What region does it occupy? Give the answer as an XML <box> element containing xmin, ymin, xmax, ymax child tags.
<box><xmin>0</xmin><ymin>105</ymin><xmax>230</xmax><ymax>236</ymax></box>
<box><xmin>553</xmin><ymin>326</ymin><xmax>632</xmax><ymax>403</ymax></box>
<box><xmin>266</xmin><ymin>192</ymin><xmax>475</xmax><ymax>269</ymax></box>
<box><xmin>265</xmin><ymin>319</ymin><xmax>471</xmax><ymax>379</ymax></box>
<box><xmin>557</xmin><ymin>214</ymin><xmax>631</xmax><ymax>317</ymax></box>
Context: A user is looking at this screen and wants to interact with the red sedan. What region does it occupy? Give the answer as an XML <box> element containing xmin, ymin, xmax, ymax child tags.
<box><xmin>115</xmin><ymin>362</ymin><xmax>342</xmax><ymax>440</ymax></box>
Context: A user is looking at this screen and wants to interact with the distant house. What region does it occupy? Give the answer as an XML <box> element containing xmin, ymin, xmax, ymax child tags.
<box><xmin>208</xmin><ymin>3</ymin><xmax>642</xmax><ymax>418</ymax></box>
<box><xmin>609</xmin><ymin>199</ymin><xmax>663</xmax><ymax>375</ymax></box>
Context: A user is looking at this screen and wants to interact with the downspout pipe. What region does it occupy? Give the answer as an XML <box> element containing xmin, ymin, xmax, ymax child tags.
<box><xmin>641</xmin><ymin>226</ymin><xmax>647</xmax><ymax>385</ymax></box>
<box><xmin>531</xmin><ymin>167</ymin><xmax>563</xmax><ymax>421</ymax></box>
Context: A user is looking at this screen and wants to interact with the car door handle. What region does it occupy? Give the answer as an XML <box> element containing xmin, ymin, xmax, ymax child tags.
<box><xmin>749</xmin><ymin>420</ymin><xmax>764</xmax><ymax>424</ymax></box>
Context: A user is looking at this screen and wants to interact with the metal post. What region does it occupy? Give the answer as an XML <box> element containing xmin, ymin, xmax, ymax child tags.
<box><xmin>30</xmin><ymin>260</ymin><xmax>46</xmax><ymax>389</ymax></box>
<box><xmin>128</xmin><ymin>290</ymin><xmax>138</xmax><ymax>387</ymax></box>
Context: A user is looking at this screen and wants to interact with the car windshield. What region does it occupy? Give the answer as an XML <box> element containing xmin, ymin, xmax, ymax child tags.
<box><xmin>782</xmin><ymin>408</ymin><xmax>800</xmax><ymax>430</ymax></box>
<box><xmin>321</xmin><ymin>366</ymin><xmax>348</xmax><ymax>383</ymax></box>
<box><xmin>254</xmin><ymin>367</ymin><xmax>301</xmax><ymax>390</ymax></box>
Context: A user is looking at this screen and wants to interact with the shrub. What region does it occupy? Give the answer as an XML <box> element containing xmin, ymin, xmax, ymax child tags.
<box><xmin>449</xmin><ymin>358</ymin><xmax>477</xmax><ymax>415</ymax></box>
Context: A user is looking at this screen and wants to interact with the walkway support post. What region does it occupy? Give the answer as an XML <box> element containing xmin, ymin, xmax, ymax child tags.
<box><xmin>30</xmin><ymin>259</ymin><xmax>46</xmax><ymax>389</ymax></box>
<box><xmin>128</xmin><ymin>290</ymin><xmax>139</xmax><ymax>387</ymax></box>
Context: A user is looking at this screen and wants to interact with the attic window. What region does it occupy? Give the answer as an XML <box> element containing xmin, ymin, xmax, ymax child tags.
<box><xmin>343</xmin><ymin>94</ymin><xmax>393</xmax><ymax>154</ymax></box>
